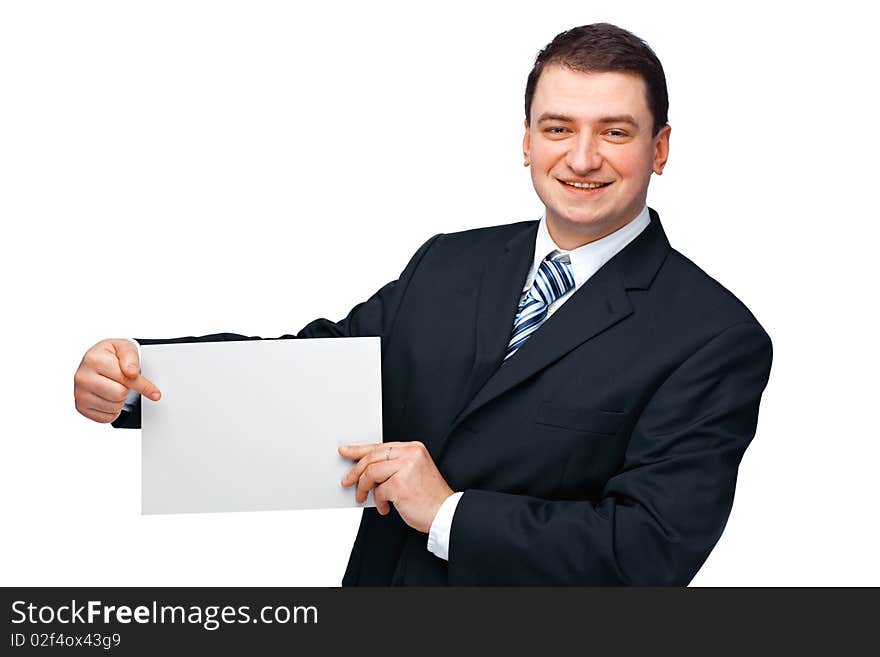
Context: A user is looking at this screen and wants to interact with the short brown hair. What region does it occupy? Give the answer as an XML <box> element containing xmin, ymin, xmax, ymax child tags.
<box><xmin>525</xmin><ymin>23</ymin><xmax>669</xmax><ymax>135</ymax></box>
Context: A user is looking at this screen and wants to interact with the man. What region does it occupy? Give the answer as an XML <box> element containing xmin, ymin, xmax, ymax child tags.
<box><xmin>74</xmin><ymin>24</ymin><xmax>772</xmax><ymax>585</ymax></box>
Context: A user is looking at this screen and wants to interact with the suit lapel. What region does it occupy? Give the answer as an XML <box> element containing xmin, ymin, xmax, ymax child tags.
<box><xmin>449</xmin><ymin>209</ymin><xmax>671</xmax><ymax>432</ymax></box>
<box><xmin>453</xmin><ymin>223</ymin><xmax>538</xmax><ymax>415</ymax></box>
<box><xmin>454</xmin><ymin>261</ymin><xmax>632</xmax><ymax>427</ymax></box>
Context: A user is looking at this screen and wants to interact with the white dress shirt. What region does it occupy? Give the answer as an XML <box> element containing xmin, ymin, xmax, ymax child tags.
<box><xmin>427</xmin><ymin>207</ymin><xmax>651</xmax><ymax>561</ymax></box>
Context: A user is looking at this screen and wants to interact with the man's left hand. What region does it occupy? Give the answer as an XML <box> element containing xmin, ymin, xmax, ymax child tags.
<box><xmin>339</xmin><ymin>441</ymin><xmax>454</xmax><ymax>534</ymax></box>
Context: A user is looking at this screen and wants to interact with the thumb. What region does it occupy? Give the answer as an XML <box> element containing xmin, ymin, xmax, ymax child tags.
<box><xmin>111</xmin><ymin>339</ymin><xmax>161</xmax><ymax>401</ymax></box>
<box><xmin>112</xmin><ymin>339</ymin><xmax>141</xmax><ymax>378</ymax></box>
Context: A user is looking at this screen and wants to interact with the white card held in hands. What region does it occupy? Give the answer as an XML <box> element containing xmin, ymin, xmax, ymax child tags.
<box><xmin>140</xmin><ymin>337</ymin><xmax>381</xmax><ymax>514</ymax></box>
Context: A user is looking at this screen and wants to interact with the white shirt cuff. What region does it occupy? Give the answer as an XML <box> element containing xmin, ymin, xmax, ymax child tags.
<box><xmin>122</xmin><ymin>339</ymin><xmax>141</xmax><ymax>411</ymax></box>
<box><xmin>427</xmin><ymin>491</ymin><xmax>463</xmax><ymax>561</ymax></box>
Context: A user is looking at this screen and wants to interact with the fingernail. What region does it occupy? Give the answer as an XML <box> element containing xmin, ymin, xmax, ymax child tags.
<box><xmin>150</xmin><ymin>392</ymin><xmax>160</xmax><ymax>401</ymax></box>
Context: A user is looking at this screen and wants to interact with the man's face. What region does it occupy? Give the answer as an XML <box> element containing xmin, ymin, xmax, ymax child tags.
<box><xmin>524</xmin><ymin>65</ymin><xmax>670</xmax><ymax>249</ymax></box>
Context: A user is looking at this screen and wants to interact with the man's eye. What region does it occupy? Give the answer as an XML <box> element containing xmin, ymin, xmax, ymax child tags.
<box><xmin>545</xmin><ymin>127</ymin><xmax>568</xmax><ymax>135</ymax></box>
<box><xmin>605</xmin><ymin>129</ymin><xmax>628</xmax><ymax>138</ymax></box>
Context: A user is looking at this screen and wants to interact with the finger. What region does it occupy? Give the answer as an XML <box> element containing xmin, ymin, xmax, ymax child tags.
<box><xmin>111</xmin><ymin>339</ymin><xmax>141</xmax><ymax>378</ymax></box>
<box><xmin>338</xmin><ymin>443</ymin><xmax>382</xmax><ymax>461</ymax></box>
<box><xmin>355</xmin><ymin>461</ymin><xmax>398</xmax><ymax>503</ymax></box>
<box><xmin>93</xmin><ymin>360</ymin><xmax>161</xmax><ymax>401</ymax></box>
<box><xmin>77</xmin><ymin>390</ymin><xmax>125</xmax><ymax>415</ymax></box>
<box><xmin>339</xmin><ymin>444</ymin><xmax>388</xmax><ymax>483</ymax></box>
<box><xmin>103</xmin><ymin>340</ymin><xmax>161</xmax><ymax>400</ymax></box>
<box><xmin>124</xmin><ymin>374</ymin><xmax>161</xmax><ymax>401</ymax></box>
<box><xmin>78</xmin><ymin>372</ymin><xmax>130</xmax><ymax>404</ymax></box>
<box><xmin>341</xmin><ymin>443</ymin><xmax>401</xmax><ymax>485</ymax></box>
<box><xmin>374</xmin><ymin>481</ymin><xmax>394</xmax><ymax>516</ymax></box>
<box><xmin>341</xmin><ymin>451</ymin><xmax>377</xmax><ymax>487</ymax></box>
<box><xmin>86</xmin><ymin>350</ymin><xmax>154</xmax><ymax>398</ymax></box>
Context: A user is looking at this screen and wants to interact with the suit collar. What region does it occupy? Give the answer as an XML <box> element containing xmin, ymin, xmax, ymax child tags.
<box><xmin>615</xmin><ymin>207</ymin><xmax>670</xmax><ymax>290</ymax></box>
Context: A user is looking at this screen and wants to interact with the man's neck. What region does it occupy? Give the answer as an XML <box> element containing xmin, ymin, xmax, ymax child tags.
<box><xmin>546</xmin><ymin>208</ymin><xmax>648</xmax><ymax>250</ymax></box>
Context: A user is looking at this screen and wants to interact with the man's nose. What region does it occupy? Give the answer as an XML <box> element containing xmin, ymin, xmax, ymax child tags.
<box><xmin>565</xmin><ymin>133</ymin><xmax>603</xmax><ymax>174</ymax></box>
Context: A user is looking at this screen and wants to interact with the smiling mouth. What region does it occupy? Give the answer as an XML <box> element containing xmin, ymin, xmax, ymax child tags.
<box><xmin>560</xmin><ymin>180</ymin><xmax>613</xmax><ymax>189</ymax></box>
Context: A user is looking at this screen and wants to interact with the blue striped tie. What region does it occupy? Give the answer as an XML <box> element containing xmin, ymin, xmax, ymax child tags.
<box><xmin>505</xmin><ymin>254</ymin><xmax>575</xmax><ymax>360</ymax></box>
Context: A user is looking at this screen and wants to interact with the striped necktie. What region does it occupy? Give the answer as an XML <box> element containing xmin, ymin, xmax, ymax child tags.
<box><xmin>505</xmin><ymin>254</ymin><xmax>575</xmax><ymax>360</ymax></box>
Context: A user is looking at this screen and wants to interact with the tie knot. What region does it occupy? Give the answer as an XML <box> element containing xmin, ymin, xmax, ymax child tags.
<box><xmin>532</xmin><ymin>255</ymin><xmax>575</xmax><ymax>306</ymax></box>
<box><xmin>505</xmin><ymin>254</ymin><xmax>575</xmax><ymax>360</ymax></box>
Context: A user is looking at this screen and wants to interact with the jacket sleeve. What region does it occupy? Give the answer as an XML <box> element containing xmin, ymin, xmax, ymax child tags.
<box><xmin>446</xmin><ymin>321</ymin><xmax>773</xmax><ymax>586</ymax></box>
<box><xmin>111</xmin><ymin>234</ymin><xmax>442</xmax><ymax>430</ymax></box>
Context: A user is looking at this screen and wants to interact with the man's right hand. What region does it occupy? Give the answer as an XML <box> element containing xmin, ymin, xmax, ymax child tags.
<box><xmin>74</xmin><ymin>339</ymin><xmax>161</xmax><ymax>423</ymax></box>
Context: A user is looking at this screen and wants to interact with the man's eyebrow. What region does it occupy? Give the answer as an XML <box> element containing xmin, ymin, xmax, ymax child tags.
<box><xmin>597</xmin><ymin>115</ymin><xmax>639</xmax><ymax>127</ymax></box>
<box><xmin>535</xmin><ymin>112</ymin><xmax>640</xmax><ymax>127</ymax></box>
<box><xmin>536</xmin><ymin>113</ymin><xmax>574</xmax><ymax>123</ymax></box>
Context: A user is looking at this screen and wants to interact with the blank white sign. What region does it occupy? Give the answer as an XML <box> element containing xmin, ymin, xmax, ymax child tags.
<box><xmin>140</xmin><ymin>337</ymin><xmax>381</xmax><ymax>514</ymax></box>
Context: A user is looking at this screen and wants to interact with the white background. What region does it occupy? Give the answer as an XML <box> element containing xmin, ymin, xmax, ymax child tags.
<box><xmin>1</xmin><ymin>0</ymin><xmax>877</xmax><ymax>586</ymax></box>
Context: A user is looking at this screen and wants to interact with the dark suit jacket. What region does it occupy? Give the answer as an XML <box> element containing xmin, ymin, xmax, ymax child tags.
<box><xmin>114</xmin><ymin>209</ymin><xmax>772</xmax><ymax>585</ymax></box>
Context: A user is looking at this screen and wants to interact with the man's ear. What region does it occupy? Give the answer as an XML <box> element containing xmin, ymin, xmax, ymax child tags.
<box><xmin>522</xmin><ymin>119</ymin><xmax>531</xmax><ymax>167</ymax></box>
<box><xmin>653</xmin><ymin>124</ymin><xmax>671</xmax><ymax>175</ymax></box>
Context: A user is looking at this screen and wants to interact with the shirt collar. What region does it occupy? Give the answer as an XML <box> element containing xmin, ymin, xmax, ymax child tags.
<box><xmin>524</xmin><ymin>206</ymin><xmax>652</xmax><ymax>291</ymax></box>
